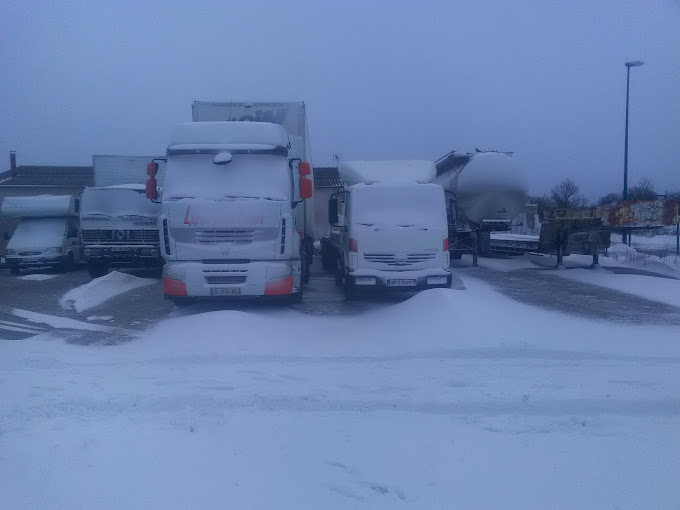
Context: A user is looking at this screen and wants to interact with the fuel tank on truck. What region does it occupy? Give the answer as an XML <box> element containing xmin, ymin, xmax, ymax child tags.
<box><xmin>434</xmin><ymin>151</ymin><xmax>528</xmax><ymax>226</ymax></box>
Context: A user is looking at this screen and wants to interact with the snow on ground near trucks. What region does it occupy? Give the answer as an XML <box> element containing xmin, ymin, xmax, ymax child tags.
<box><xmin>549</xmin><ymin>266</ymin><xmax>680</xmax><ymax>308</ymax></box>
<box><xmin>60</xmin><ymin>271</ymin><xmax>155</xmax><ymax>313</ymax></box>
<box><xmin>2</xmin><ymin>280</ymin><xmax>679</xmax><ymax>508</ymax></box>
<box><xmin>18</xmin><ymin>273</ymin><xmax>59</xmax><ymax>281</ymax></box>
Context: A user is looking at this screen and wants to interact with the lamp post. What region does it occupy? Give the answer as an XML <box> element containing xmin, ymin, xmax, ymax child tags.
<box><xmin>623</xmin><ymin>60</ymin><xmax>644</xmax><ymax>245</ymax></box>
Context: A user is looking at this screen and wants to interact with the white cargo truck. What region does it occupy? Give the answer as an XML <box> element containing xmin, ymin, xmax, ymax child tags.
<box><xmin>146</xmin><ymin>120</ymin><xmax>314</xmax><ymax>303</ymax></box>
<box><xmin>80</xmin><ymin>156</ymin><xmax>164</xmax><ymax>278</ymax></box>
<box><xmin>2</xmin><ymin>195</ymin><xmax>81</xmax><ymax>275</ymax></box>
<box><xmin>322</xmin><ymin>160</ymin><xmax>451</xmax><ymax>300</ymax></box>
<box><xmin>191</xmin><ymin>102</ymin><xmax>314</xmax><ymax>282</ymax></box>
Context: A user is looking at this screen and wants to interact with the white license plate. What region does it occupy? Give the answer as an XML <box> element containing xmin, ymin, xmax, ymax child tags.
<box><xmin>111</xmin><ymin>246</ymin><xmax>128</xmax><ymax>252</ymax></box>
<box><xmin>210</xmin><ymin>287</ymin><xmax>242</xmax><ymax>296</ymax></box>
<box><xmin>387</xmin><ymin>279</ymin><xmax>417</xmax><ymax>287</ymax></box>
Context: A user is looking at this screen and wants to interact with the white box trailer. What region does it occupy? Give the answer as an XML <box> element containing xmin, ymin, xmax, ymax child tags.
<box><xmin>93</xmin><ymin>155</ymin><xmax>165</xmax><ymax>187</ymax></box>
<box><xmin>191</xmin><ymin>102</ymin><xmax>314</xmax><ymax>263</ymax></box>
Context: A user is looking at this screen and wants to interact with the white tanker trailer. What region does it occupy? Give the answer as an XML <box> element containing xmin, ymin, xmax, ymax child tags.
<box><xmin>434</xmin><ymin>150</ymin><xmax>529</xmax><ymax>259</ymax></box>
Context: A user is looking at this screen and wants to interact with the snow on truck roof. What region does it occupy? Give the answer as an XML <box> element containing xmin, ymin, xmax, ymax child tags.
<box><xmin>339</xmin><ymin>160</ymin><xmax>436</xmax><ymax>186</ymax></box>
<box><xmin>169</xmin><ymin>122</ymin><xmax>289</xmax><ymax>151</ymax></box>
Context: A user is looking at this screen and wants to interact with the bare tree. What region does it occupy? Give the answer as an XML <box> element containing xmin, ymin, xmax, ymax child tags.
<box><xmin>627</xmin><ymin>178</ymin><xmax>656</xmax><ymax>200</ymax></box>
<box><xmin>529</xmin><ymin>195</ymin><xmax>553</xmax><ymax>219</ymax></box>
<box><xmin>664</xmin><ymin>188</ymin><xmax>680</xmax><ymax>203</ymax></box>
<box><xmin>597</xmin><ymin>192</ymin><xmax>621</xmax><ymax>206</ymax></box>
<box><xmin>550</xmin><ymin>179</ymin><xmax>586</xmax><ymax>209</ymax></box>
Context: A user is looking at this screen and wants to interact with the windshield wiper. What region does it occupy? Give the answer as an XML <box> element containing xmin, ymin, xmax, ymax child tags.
<box><xmin>82</xmin><ymin>213</ymin><xmax>113</xmax><ymax>218</ymax></box>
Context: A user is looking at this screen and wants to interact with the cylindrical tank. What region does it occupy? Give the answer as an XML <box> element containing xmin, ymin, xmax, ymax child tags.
<box><xmin>435</xmin><ymin>152</ymin><xmax>528</xmax><ymax>226</ymax></box>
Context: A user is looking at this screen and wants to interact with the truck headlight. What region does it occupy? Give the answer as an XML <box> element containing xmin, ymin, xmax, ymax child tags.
<box><xmin>45</xmin><ymin>247</ymin><xmax>63</xmax><ymax>254</ymax></box>
<box><xmin>6</xmin><ymin>249</ymin><xmax>16</xmax><ymax>256</ymax></box>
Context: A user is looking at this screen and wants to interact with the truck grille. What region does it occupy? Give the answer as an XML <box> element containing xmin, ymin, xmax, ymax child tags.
<box><xmin>195</xmin><ymin>229</ymin><xmax>255</xmax><ymax>244</ymax></box>
<box><xmin>82</xmin><ymin>229</ymin><xmax>160</xmax><ymax>245</ymax></box>
<box><xmin>363</xmin><ymin>253</ymin><xmax>436</xmax><ymax>266</ymax></box>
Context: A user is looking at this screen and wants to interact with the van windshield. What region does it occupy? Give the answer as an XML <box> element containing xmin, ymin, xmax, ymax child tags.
<box><xmin>351</xmin><ymin>184</ymin><xmax>447</xmax><ymax>228</ymax></box>
<box><xmin>12</xmin><ymin>218</ymin><xmax>67</xmax><ymax>242</ymax></box>
<box><xmin>164</xmin><ymin>153</ymin><xmax>291</xmax><ymax>201</ymax></box>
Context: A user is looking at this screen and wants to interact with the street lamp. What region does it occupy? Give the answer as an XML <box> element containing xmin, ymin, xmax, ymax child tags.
<box><xmin>623</xmin><ymin>60</ymin><xmax>644</xmax><ymax>245</ymax></box>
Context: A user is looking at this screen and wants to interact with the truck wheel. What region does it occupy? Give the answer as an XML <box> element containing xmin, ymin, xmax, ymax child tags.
<box><xmin>451</xmin><ymin>252</ymin><xmax>463</xmax><ymax>260</ymax></box>
<box><xmin>10</xmin><ymin>266</ymin><xmax>20</xmax><ymax>275</ymax></box>
<box><xmin>344</xmin><ymin>275</ymin><xmax>356</xmax><ymax>301</ymax></box>
<box><xmin>87</xmin><ymin>261</ymin><xmax>108</xmax><ymax>279</ymax></box>
<box><xmin>290</xmin><ymin>286</ymin><xmax>303</xmax><ymax>304</ymax></box>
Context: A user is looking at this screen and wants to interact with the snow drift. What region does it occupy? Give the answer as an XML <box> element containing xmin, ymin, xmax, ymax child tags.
<box><xmin>60</xmin><ymin>271</ymin><xmax>155</xmax><ymax>313</ymax></box>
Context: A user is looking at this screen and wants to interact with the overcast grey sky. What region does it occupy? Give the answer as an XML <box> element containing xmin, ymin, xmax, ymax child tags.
<box><xmin>1</xmin><ymin>0</ymin><xmax>678</xmax><ymax>200</ymax></box>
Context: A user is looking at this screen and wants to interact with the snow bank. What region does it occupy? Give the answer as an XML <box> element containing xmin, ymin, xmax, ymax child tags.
<box><xmin>60</xmin><ymin>271</ymin><xmax>155</xmax><ymax>313</ymax></box>
<box><xmin>340</xmin><ymin>160</ymin><xmax>436</xmax><ymax>185</ymax></box>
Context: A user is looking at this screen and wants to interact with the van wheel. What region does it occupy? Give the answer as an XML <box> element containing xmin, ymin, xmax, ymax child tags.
<box><xmin>87</xmin><ymin>261</ymin><xmax>108</xmax><ymax>279</ymax></box>
<box><xmin>290</xmin><ymin>287</ymin><xmax>303</xmax><ymax>304</ymax></box>
<box><xmin>10</xmin><ymin>266</ymin><xmax>20</xmax><ymax>275</ymax></box>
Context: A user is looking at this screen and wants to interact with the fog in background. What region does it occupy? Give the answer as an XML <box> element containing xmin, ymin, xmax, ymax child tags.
<box><xmin>1</xmin><ymin>0</ymin><xmax>678</xmax><ymax>200</ymax></box>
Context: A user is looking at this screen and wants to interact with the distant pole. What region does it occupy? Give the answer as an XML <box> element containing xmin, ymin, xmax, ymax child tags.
<box><xmin>676</xmin><ymin>222</ymin><xmax>679</xmax><ymax>256</ymax></box>
<box><xmin>623</xmin><ymin>60</ymin><xmax>644</xmax><ymax>246</ymax></box>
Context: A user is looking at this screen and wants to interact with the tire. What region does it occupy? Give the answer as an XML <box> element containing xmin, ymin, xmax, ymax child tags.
<box><xmin>290</xmin><ymin>286</ymin><xmax>303</xmax><ymax>304</ymax></box>
<box><xmin>10</xmin><ymin>266</ymin><xmax>20</xmax><ymax>275</ymax></box>
<box><xmin>344</xmin><ymin>275</ymin><xmax>356</xmax><ymax>301</ymax></box>
<box><xmin>87</xmin><ymin>260</ymin><xmax>108</xmax><ymax>279</ymax></box>
<box><xmin>451</xmin><ymin>252</ymin><xmax>463</xmax><ymax>260</ymax></box>
<box><xmin>61</xmin><ymin>252</ymin><xmax>75</xmax><ymax>272</ymax></box>
<box><xmin>170</xmin><ymin>296</ymin><xmax>194</xmax><ymax>306</ymax></box>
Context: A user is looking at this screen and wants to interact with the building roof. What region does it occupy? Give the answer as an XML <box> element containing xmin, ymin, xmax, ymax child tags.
<box><xmin>0</xmin><ymin>165</ymin><xmax>94</xmax><ymax>187</ymax></box>
<box><xmin>314</xmin><ymin>166</ymin><xmax>342</xmax><ymax>188</ymax></box>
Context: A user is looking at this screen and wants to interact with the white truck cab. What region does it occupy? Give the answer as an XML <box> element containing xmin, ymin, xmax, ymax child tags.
<box><xmin>2</xmin><ymin>195</ymin><xmax>81</xmax><ymax>275</ymax></box>
<box><xmin>325</xmin><ymin>161</ymin><xmax>451</xmax><ymax>299</ymax></box>
<box><xmin>147</xmin><ymin>121</ymin><xmax>313</xmax><ymax>303</ymax></box>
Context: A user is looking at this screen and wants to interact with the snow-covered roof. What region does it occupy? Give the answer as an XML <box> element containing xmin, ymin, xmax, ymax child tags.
<box><xmin>169</xmin><ymin>122</ymin><xmax>289</xmax><ymax>150</ymax></box>
<box><xmin>1</xmin><ymin>195</ymin><xmax>76</xmax><ymax>218</ymax></box>
<box><xmin>339</xmin><ymin>160</ymin><xmax>436</xmax><ymax>186</ymax></box>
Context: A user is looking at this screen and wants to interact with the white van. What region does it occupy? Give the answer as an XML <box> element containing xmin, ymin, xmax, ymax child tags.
<box><xmin>1</xmin><ymin>195</ymin><xmax>81</xmax><ymax>275</ymax></box>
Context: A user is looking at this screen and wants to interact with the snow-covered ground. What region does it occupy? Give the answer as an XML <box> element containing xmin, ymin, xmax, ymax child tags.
<box><xmin>59</xmin><ymin>271</ymin><xmax>155</xmax><ymax>313</ymax></box>
<box><xmin>2</xmin><ymin>278</ymin><xmax>679</xmax><ymax>508</ymax></box>
<box><xmin>18</xmin><ymin>273</ymin><xmax>60</xmax><ymax>281</ymax></box>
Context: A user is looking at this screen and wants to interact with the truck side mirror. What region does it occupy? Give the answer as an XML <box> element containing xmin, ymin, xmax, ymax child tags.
<box><xmin>299</xmin><ymin>176</ymin><xmax>313</xmax><ymax>199</ymax></box>
<box><xmin>146</xmin><ymin>161</ymin><xmax>158</xmax><ymax>200</ymax></box>
<box><xmin>328</xmin><ymin>198</ymin><xmax>339</xmax><ymax>225</ymax></box>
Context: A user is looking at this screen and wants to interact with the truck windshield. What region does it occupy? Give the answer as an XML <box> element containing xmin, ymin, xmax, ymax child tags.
<box><xmin>81</xmin><ymin>187</ymin><xmax>159</xmax><ymax>217</ymax></box>
<box><xmin>164</xmin><ymin>153</ymin><xmax>291</xmax><ymax>201</ymax></box>
<box><xmin>352</xmin><ymin>184</ymin><xmax>447</xmax><ymax>228</ymax></box>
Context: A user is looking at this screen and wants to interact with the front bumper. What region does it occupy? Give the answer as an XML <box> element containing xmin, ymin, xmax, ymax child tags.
<box><xmin>5</xmin><ymin>254</ymin><xmax>63</xmax><ymax>267</ymax></box>
<box><xmin>162</xmin><ymin>260</ymin><xmax>301</xmax><ymax>298</ymax></box>
<box><xmin>347</xmin><ymin>268</ymin><xmax>452</xmax><ymax>292</ymax></box>
<box><xmin>83</xmin><ymin>245</ymin><xmax>161</xmax><ymax>263</ymax></box>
